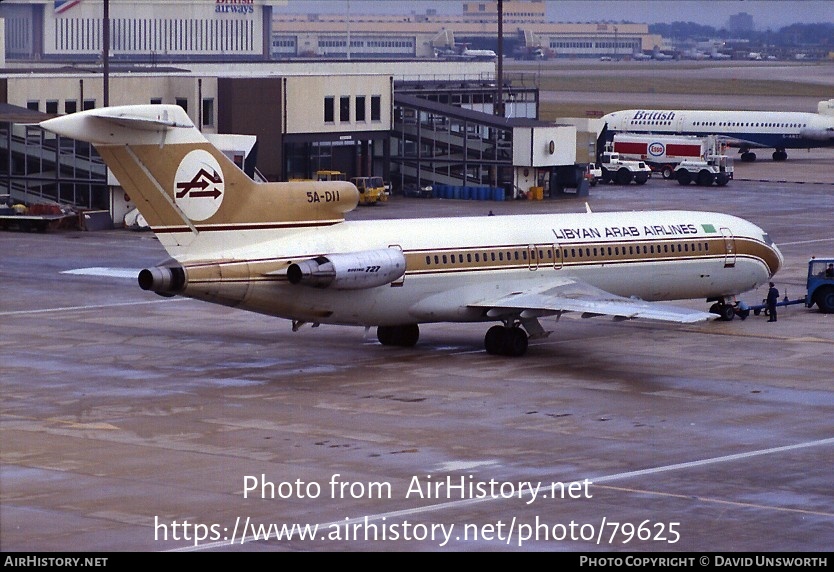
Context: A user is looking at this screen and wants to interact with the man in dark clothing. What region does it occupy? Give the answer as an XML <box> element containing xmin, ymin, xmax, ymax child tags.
<box><xmin>766</xmin><ymin>282</ymin><xmax>779</xmax><ymax>322</ymax></box>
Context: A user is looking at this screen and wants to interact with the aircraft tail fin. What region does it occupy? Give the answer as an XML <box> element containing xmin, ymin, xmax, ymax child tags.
<box><xmin>39</xmin><ymin>105</ymin><xmax>358</xmax><ymax>259</ymax></box>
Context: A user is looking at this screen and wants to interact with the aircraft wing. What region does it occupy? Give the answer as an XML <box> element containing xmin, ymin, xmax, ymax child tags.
<box><xmin>714</xmin><ymin>134</ymin><xmax>768</xmax><ymax>149</ymax></box>
<box><xmin>469</xmin><ymin>277</ymin><xmax>715</xmax><ymax>323</ymax></box>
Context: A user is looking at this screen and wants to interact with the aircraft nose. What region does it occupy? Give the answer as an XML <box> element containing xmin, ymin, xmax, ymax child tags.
<box><xmin>770</xmin><ymin>242</ymin><xmax>785</xmax><ymax>278</ymax></box>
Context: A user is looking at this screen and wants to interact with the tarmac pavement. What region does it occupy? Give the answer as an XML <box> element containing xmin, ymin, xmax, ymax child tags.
<box><xmin>2</xmin><ymin>152</ymin><xmax>832</xmax><ymax>552</ymax></box>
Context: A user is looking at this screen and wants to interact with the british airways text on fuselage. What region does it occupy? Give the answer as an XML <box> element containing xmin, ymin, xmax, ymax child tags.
<box><xmin>631</xmin><ymin>111</ymin><xmax>677</xmax><ymax>121</ymax></box>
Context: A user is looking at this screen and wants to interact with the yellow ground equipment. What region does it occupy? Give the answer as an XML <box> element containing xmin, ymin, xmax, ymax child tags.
<box><xmin>350</xmin><ymin>176</ymin><xmax>387</xmax><ymax>205</ymax></box>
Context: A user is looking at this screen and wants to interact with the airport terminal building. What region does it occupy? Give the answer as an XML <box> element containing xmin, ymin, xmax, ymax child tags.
<box><xmin>0</xmin><ymin>0</ymin><xmax>665</xmax><ymax>63</ymax></box>
<box><xmin>0</xmin><ymin>0</ymin><xmax>607</xmax><ymax>224</ymax></box>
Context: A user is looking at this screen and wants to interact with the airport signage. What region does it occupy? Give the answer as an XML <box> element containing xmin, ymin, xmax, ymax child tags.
<box><xmin>215</xmin><ymin>0</ymin><xmax>254</xmax><ymax>15</ymax></box>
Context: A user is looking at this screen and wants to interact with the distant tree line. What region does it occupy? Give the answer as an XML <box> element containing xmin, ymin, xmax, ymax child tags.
<box><xmin>649</xmin><ymin>22</ymin><xmax>834</xmax><ymax>47</ymax></box>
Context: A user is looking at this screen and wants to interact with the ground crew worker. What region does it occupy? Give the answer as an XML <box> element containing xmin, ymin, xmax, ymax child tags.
<box><xmin>766</xmin><ymin>282</ymin><xmax>779</xmax><ymax>322</ymax></box>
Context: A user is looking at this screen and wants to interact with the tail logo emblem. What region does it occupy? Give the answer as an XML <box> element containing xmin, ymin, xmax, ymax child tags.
<box><xmin>174</xmin><ymin>150</ymin><xmax>224</xmax><ymax>221</ymax></box>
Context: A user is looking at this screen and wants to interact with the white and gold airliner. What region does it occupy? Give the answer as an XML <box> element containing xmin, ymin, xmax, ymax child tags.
<box><xmin>40</xmin><ymin>105</ymin><xmax>783</xmax><ymax>356</ymax></box>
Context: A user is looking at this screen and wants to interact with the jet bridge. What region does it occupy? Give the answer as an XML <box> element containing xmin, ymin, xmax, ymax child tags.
<box><xmin>391</xmin><ymin>92</ymin><xmax>576</xmax><ymax>199</ymax></box>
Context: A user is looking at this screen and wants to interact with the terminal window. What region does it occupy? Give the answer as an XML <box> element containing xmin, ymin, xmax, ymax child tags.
<box><xmin>371</xmin><ymin>96</ymin><xmax>381</xmax><ymax>121</ymax></box>
<box><xmin>324</xmin><ymin>97</ymin><xmax>335</xmax><ymax>123</ymax></box>
<box><xmin>340</xmin><ymin>96</ymin><xmax>350</xmax><ymax>122</ymax></box>
<box><xmin>202</xmin><ymin>99</ymin><xmax>214</xmax><ymax>128</ymax></box>
<box><xmin>356</xmin><ymin>96</ymin><xmax>366</xmax><ymax>122</ymax></box>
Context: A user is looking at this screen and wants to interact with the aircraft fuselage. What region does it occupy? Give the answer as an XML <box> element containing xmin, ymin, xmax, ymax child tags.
<box><xmin>602</xmin><ymin>109</ymin><xmax>834</xmax><ymax>152</ymax></box>
<box><xmin>174</xmin><ymin>210</ymin><xmax>781</xmax><ymax>327</ymax></box>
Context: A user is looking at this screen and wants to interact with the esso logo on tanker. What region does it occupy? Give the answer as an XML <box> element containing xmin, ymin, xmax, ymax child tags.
<box><xmin>648</xmin><ymin>142</ymin><xmax>665</xmax><ymax>157</ymax></box>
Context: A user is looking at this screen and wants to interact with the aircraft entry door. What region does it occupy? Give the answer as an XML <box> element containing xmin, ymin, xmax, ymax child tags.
<box><xmin>528</xmin><ymin>244</ymin><xmax>561</xmax><ymax>270</ymax></box>
<box><xmin>720</xmin><ymin>227</ymin><xmax>736</xmax><ymax>268</ymax></box>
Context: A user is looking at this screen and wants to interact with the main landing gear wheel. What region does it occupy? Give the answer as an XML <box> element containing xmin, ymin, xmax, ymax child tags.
<box><xmin>484</xmin><ymin>325</ymin><xmax>529</xmax><ymax>357</ymax></box>
<box><xmin>740</xmin><ymin>151</ymin><xmax>757</xmax><ymax>162</ymax></box>
<box><xmin>709</xmin><ymin>302</ymin><xmax>736</xmax><ymax>321</ymax></box>
<box><xmin>773</xmin><ymin>150</ymin><xmax>788</xmax><ymax>161</ymax></box>
<box><xmin>377</xmin><ymin>324</ymin><xmax>420</xmax><ymax>347</ymax></box>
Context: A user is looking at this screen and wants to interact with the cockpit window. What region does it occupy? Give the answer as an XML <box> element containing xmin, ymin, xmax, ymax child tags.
<box><xmin>762</xmin><ymin>233</ymin><xmax>774</xmax><ymax>246</ymax></box>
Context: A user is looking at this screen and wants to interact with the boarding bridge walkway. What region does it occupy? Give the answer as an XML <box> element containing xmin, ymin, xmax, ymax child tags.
<box><xmin>392</xmin><ymin>93</ymin><xmax>547</xmax><ymax>191</ymax></box>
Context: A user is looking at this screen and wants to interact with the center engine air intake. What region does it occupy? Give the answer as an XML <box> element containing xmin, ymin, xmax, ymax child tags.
<box><xmin>138</xmin><ymin>265</ymin><xmax>186</xmax><ymax>295</ymax></box>
<box><xmin>287</xmin><ymin>248</ymin><xmax>406</xmax><ymax>289</ymax></box>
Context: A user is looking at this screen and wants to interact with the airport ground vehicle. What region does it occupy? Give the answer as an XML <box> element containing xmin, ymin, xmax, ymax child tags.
<box><xmin>611</xmin><ymin>133</ymin><xmax>733</xmax><ymax>185</ymax></box>
<box><xmin>289</xmin><ymin>170</ymin><xmax>346</xmax><ymax>183</ymax></box>
<box><xmin>350</xmin><ymin>176</ymin><xmax>388</xmax><ymax>205</ymax></box>
<box><xmin>315</xmin><ymin>170</ymin><xmax>347</xmax><ymax>182</ymax></box>
<box><xmin>402</xmin><ymin>182</ymin><xmax>434</xmax><ymax>198</ymax></box>
<box><xmin>0</xmin><ymin>194</ymin><xmax>74</xmax><ymax>232</ymax></box>
<box><xmin>583</xmin><ymin>163</ymin><xmax>602</xmax><ymax>187</ymax></box>
<box><xmin>596</xmin><ymin>146</ymin><xmax>652</xmax><ymax>185</ymax></box>
<box><xmin>673</xmin><ymin>156</ymin><xmax>733</xmax><ymax>187</ymax></box>
<box><xmin>747</xmin><ymin>258</ymin><xmax>834</xmax><ymax>316</ymax></box>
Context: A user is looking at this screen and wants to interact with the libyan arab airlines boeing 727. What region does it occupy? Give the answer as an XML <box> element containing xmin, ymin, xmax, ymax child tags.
<box><xmin>39</xmin><ymin>105</ymin><xmax>783</xmax><ymax>357</ymax></box>
<box><xmin>602</xmin><ymin>99</ymin><xmax>834</xmax><ymax>162</ymax></box>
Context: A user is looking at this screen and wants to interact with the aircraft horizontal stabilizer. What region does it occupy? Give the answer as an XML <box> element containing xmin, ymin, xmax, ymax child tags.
<box><xmin>91</xmin><ymin>111</ymin><xmax>194</xmax><ymax>131</ymax></box>
<box><xmin>471</xmin><ymin>278</ymin><xmax>715</xmax><ymax>324</ymax></box>
<box><xmin>40</xmin><ymin>104</ymin><xmax>205</xmax><ymax>146</ymax></box>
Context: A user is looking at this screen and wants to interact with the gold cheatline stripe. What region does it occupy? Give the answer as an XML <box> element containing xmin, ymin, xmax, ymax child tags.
<box><xmin>406</xmin><ymin>237</ymin><xmax>741</xmax><ymax>273</ymax></box>
<box><xmin>180</xmin><ymin>236</ymin><xmax>777</xmax><ymax>285</ymax></box>
<box><xmin>151</xmin><ymin>220</ymin><xmax>342</xmax><ymax>233</ymax></box>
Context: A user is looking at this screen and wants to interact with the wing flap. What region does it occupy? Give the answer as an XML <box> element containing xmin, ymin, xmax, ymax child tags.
<box><xmin>716</xmin><ymin>134</ymin><xmax>766</xmax><ymax>150</ymax></box>
<box><xmin>470</xmin><ymin>278</ymin><xmax>715</xmax><ymax>324</ymax></box>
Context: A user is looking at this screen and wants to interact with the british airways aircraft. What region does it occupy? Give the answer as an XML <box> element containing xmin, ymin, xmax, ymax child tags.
<box><xmin>601</xmin><ymin>99</ymin><xmax>834</xmax><ymax>162</ymax></box>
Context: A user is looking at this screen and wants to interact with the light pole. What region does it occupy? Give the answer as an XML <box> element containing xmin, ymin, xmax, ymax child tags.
<box><xmin>103</xmin><ymin>0</ymin><xmax>109</xmax><ymax>106</ymax></box>
<box><xmin>346</xmin><ymin>0</ymin><xmax>351</xmax><ymax>60</ymax></box>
